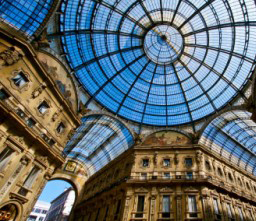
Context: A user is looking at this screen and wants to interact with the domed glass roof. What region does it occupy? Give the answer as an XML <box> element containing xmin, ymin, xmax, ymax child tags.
<box><xmin>60</xmin><ymin>0</ymin><xmax>256</xmax><ymax>126</ymax></box>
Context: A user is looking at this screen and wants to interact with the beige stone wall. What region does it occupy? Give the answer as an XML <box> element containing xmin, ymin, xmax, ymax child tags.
<box><xmin>0</xmin><ymin>32</ymin><xmax>80</xmax><ymax>221</ymax></box>
<box><xmin>73</xmin><ymin>131</ymin><xmax>256</xmax><ymax>221</ymax></box>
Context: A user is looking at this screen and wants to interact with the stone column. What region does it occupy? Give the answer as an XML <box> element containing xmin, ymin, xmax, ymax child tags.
<box><xmin>123</xmin><ymin>195</ymin><xmax>131</xmax><ymax>221</ymax></box>
<box><xmin>201</xmin><ymin>195</ymin><xmax>213</xmax><ymax>221</ymax></box>
<box><xmin>150</xmin><ymin>195</ymin><xmax>156</xmax><ymax>221</ymax></box>
<box><xmin>176</xmin><ymin>194</ymin><xmax>182</xmax><ymax>221</ymax></box>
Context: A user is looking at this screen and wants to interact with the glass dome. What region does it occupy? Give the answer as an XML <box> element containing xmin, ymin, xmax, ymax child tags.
<box><xmin>200</xmin><ymin>110</ymin><xmax>256</xmax><ymax>175</ymax></box>
<box><xmin>0</xmin><ymin>0</ymin><xmax>55</xmax><ymax>36</ymax></box>
<box><xmin>64</xmin><ymin>115</ymin><xmax>134</xmax><ymax>175</ymax></box>
<box><xmin>60</xmin><ymin>0</ymin><xmax>256</xmax><ymax>126</ymax></box>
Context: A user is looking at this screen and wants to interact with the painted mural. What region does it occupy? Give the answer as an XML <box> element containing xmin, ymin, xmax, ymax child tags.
<box><xmin>37</xmin><ymin>52</ymin><xmax>77</xmax><ymax>112</ymax></box>
<box><xmin>142</xmin><ymin>131</ymin><xmax>190</xmax><ymax>146</ymax></box>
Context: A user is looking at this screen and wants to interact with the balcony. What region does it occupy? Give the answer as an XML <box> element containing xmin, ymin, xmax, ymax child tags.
<box><xmin>127</xmin><ymin>175</ymin><xmax>208</xmax><ymax>183</ymax></box>
<box><xmin>130</xmin><ymin>212</ymin><xmax>147</xmax><ymax>221</ymax></box>
<box><xmin>157</xmin><ymin>211</ymin><xmax>175</xmax><ymax>221</ymax></box>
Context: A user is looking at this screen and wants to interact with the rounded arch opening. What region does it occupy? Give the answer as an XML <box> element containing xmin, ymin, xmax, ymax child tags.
<box><xmin>32</xmin><ymin>179</ymin><xmax>77</xmax><ymax>221</ymax></box>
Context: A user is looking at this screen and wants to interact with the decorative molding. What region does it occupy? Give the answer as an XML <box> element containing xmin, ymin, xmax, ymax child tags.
<box><xmin>134</xmin><ymin>187</ymin><xmax>148</xmax><ymax>193</ymax></box>
<box><xmin>8</xmin><ymin>68</ymin><xmax>31</xmax><ymax>92</ymax></box>
<box><xmin>31</xmin><ymin>83</ymin><xmax>47</xmax><ymax>99</ymax></box>
<box><xmin>0</xmin><ymin>47</ymin><xmax>23</xmax><ymax>70</ymax></box>
<box><xmin>35</xmin><ymin>155</ymin><xmax>49</xmax><ymax>168</ymax></box>
<box><xmin>9</xmin><ymin>192</ymin><xmax>28</xmax><ymax>204</ymax></box>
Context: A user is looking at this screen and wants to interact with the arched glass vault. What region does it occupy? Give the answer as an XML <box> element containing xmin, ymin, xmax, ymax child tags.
<box><xmin>0</xmin><ymin>0</ymin><xmax>55</xmax><ymax>36</ymax></box>
<box><xmin>60</xmin><ymin>0</ymin><xmax>256</xmax><ymax>126</ymax></box>
<box><xmin>64</xmin><ymin>115</ymin><xmax>134</xmax><ymax>175</ymax></box>
<box><xmin>200</xmin><ymin>110</ymin><xmax>256</xmax><ymax>175</ymax></box>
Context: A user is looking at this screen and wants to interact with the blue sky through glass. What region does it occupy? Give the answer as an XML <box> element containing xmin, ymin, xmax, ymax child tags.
<box><xmin>60</xmin><ymin>0</ymin><xmax>256</xmax><ymax>126</ymax></box>
<box><xmin>38</xmin><ymin>180</ymin><xmax>72</xmax><ymax>203</ymax></box>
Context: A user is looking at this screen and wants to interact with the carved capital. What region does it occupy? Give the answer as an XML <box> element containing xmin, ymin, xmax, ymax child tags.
<box><xmin>35</xmin><ymin>155</ymin><xmax>49</xmax><ymax>168</ymax></box>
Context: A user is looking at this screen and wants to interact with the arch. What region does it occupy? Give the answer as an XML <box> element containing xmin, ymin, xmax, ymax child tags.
<box><xmin>197</xmin><ymin>105</ymin><xmax>247</xmax><ymax>138</ymax></box>
<box><xmin>64</xmin><ymin>114</ymin><xmax>135</xmax><ymax>176</ymax></box>
<box><xmin>199</xmin><ymin>109</ymin><xmax>256</xmax><ymax>175</ymax></box>
<box><xmin>0</xmin><ymin>201</ymin><xmax>23</xmax><ymax>221</ymax></box>
<box><xmin>37</xmin><ymin>179</ymin><xmax>77</xmax><ymax>221</ymax></box>
<box><xmin>81</xmin><ymin>111</ymin><xmax>137</xmax><ymax>139</ymax></box>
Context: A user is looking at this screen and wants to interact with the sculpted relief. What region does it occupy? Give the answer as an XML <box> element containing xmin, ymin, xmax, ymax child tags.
<box><xmin>142</xmin><ymin>131</ymin><xmax>191</xmax><ymax>146</ymax></box>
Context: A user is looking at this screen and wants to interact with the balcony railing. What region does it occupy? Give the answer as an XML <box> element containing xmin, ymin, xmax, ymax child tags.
<box><xmin>127</xmin><ymin>175</ymin><xmax>208</xmax><ymax>181</ymax></box>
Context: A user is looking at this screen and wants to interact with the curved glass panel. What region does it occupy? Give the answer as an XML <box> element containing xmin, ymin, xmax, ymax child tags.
<box><xmin>64</xmin><ymin>115</ymin><xmax>134</xmax><ymax>175</ymax></box>
<box><xmin>200</xmin><ymin>110</ymin><xmax>256</xmax><ymax>175</ymax></box>
<box><xmin>0</xmin><ymin>0</ymin><xmax>54</xmax><ymax>36</ymax></box>
<box><xmin>60</xmin><ymin>0</ymin><xmax>256</xmax><ymax>126</ymax></box>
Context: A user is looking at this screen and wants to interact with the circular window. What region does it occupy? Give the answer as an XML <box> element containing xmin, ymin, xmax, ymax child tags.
<box><xmin>144</xmin><ymin>25</ymin><xmax>183</xmax><ymax>65</ymax></box>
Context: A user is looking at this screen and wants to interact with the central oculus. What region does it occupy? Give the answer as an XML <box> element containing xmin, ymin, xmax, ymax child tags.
<box><xmin>144</xmin><ymin>25</ymin><xmax>183</xmax><ymax>65</ymax></box>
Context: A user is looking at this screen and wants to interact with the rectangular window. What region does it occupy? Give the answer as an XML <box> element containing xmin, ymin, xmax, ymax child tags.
<box><xmin>38</xmin><ymin>101</ymin><xmax>49</xmax><ymax>114</ymax></box>
<box><xmin>164</xmin><ymin>172</ymin><xmax>170</xmax><ymax>179</ymax></box>
<box><xmin>12</xmin><ymin>71</ymin><xmax>29</xmax><ymax>87</ymax></box>
<box><xmin>23</xmin><ymin>166</ymin><xmax>41</xmax><ymax>189</ymax></box>
<box><xmin>186</xmin><ymin>172</ymin><xmax>193</xmax><ymax>180</ymax></box>
<box><xmin>226</xmin><ymin>203</ymin><xmax>233</xmax><ymax>218</ymax></box>
<box><xmin>213</xmin><ymin>198</ymin><xmax>220</xmax><ymax>214</ymax></box>
<box><xmin>135</xmin><ymin>196</ymin><xmax>145</xmax><ymax>218</ymax></box>
<box><xmin>16</xmin><ymin>109</ymin><xmax>25</xmax><ymax>118</ymax></box>
<box><xmin>0</xmin><ymin>89</ymin><xmax>9</xmax><ymax>100</ymax></box>
<box><xmin>0</xmin><ymin>147</ymin><xmax>14</xmax><ymax>171</ymax></box>
<box><xmin>162</xmin><ymin>195</ymin><xmax>170</xmax><ymax>218</ymax></box>
<box><xmin>163</xmin><ymin>159</ymin><xmax>170</xmax><ymax>166</ymax></box>
<box><xmin>35</xmin><ymin>208</ymin><xmax>41</xmax><ymax>213</ymax></box>
<box><xmin>27</xmin><ymin>216</ymin><xmax>37</xmax><ymax>221</ymax></box>
<box><xmin>185</xmin><ymin>158</ymin><xmax>193</xmax><ymax>167</ymax></box>
<box><xmin>188</xmin><ymin>196</ymin><xmax>197</xmax><ymax>218</ymax></box>
<box><xmin>142</xmin><ymin>159</ymin><xmax>149</xmax><ymax>167</ymax></box>
<box><xmin>26</xmin><ymin>118</ymin><xmax>36</xmax><ymax>128</ymax></box>
<box><xmin>238</xmin><ymin>207</ymin><xmax>244</xmax><ymax>221</ymax></box>
<box><xmin>95</xmin><ymin>208</ymin><xmax>100</xmax><ymax>221</ymax></box>
<box><xmin>103</xmin><ymin>207</ymin><xmax>109</xmax><ymax>221</ymax></box>
<box><xmin>114</xmin><ymin>200</ymin><xmax>121</xmax><ymax>220</ymax></box>
<box><xmin>56</xmin><ymin>122</ymin><xmax>65</xmax><ymax>133</ymax></box>
<box><xmin>49</xmin><ymin>139</ymin><xmax>56</xmax><ymax>146</ymax></box>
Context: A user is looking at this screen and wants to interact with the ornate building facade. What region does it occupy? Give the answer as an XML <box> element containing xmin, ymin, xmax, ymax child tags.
<box><xmin>1</xmin><ymin>0</ymin><xmax>256</xmax><ymax>221</ymax></box>
<box><xmin>73</xmin><ymin>131</ymin><xmax>256</xmax><ymax>221</ymax></box>
<box><xmin>0</xmin><ymin>30</ymin><xmax>81</xmax><ymax>220</ymax></box>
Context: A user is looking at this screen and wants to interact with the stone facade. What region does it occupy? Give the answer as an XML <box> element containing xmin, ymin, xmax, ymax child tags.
<box><xmin>73</xmin><ymin>131</ymin><xmax>256</xmax><ymax>221</ymax></box>
<box><xmin>0</xmin><ymin>31</ymin><xmax>80</xmax><ymax>221</ymax></box>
